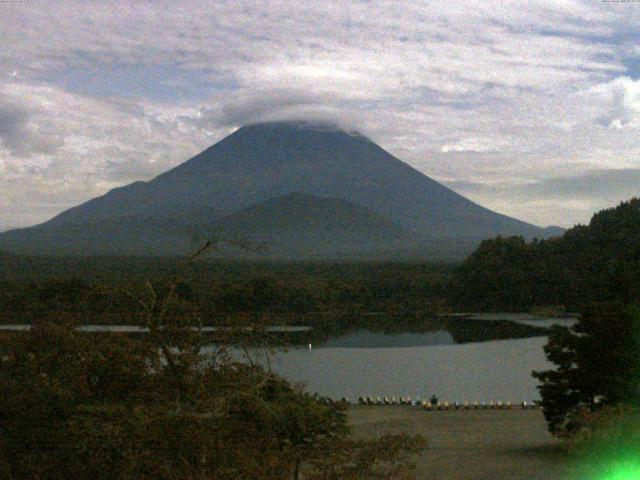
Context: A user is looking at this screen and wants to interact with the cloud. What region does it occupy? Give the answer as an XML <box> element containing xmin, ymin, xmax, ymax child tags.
<box><xmin>218</xmin><ymin>90</ymin><xmax>336</xmax><ymax>127</ymax></box>
<box><xmin>440</xmin><ymin>137</ymin><xmax>512</xmax><ymax>153</ymax></box>
<box><xmin>447</xmin><ymin>168</ymin><xmax>640</xmax><ymax>199</ymax></box>
<box><xmin>0</xmin><ymin>82</ymin><xmax>231</xmax><ymax>230</ymax></box>
<box><xmin>1</xmin><ymin>0</ymin><xmax>640</xmax><ymax>228</ymax></box>
<box><xmin>0</xmin><ymin>98</ymin><xmax>62</xmax><ymax>157</ymax></box>
<box><xmin>590</xmin><ymin>76</ymin><xmax>640</xmax><ymax>129</ymax></box>
<box><xmin>444</xmin><ymin>168</ymin><xmax>640</xmax><ymax>226</ymax></box>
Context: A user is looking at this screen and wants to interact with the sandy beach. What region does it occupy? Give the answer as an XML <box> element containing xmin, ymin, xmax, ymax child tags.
<box><xmin>348</xmin><ymin>406</ymin><xmax>568</xmax><ymax>480</ymax></box>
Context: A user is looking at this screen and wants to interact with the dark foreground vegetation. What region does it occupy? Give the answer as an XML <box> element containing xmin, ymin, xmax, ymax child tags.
<box><xmin>534</xmin><ymin>303</ymin><xmax>640</xmax><ymax>435</ymax></box>
<box><xmin>0</xmin><ymin>252</ymin><xmax>438</xmax><ymax>478</ymax></box>
<box><xmin>448</xmin><ymin>199</ymin><xmax>640</xmax><ymax>475</ymax></box>
<box><xmin>0</xmin><ymin>305</ymin><xmax>426</xmax><ymax>479</ymax></box>
<box><xmin>532</xmin><ymin>303</ymin><xmax>640</xmax><ymax>478</ymax></box>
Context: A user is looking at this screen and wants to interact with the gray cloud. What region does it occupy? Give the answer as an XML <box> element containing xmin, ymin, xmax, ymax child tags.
<box><xmin>447</xmin><ymin>169</ymin><xmax>640</xmax><ymax>200</ymax></box>
<box><xmin>219</xmin><ymin>90</ymin><xmax>329</xmax><ymax>127</ymax></box>
<box><xmin>0</xmin><ymin>99</ymin><xmax>62</xmax><ymax>157</ymax></box>
<box><xmin>444</xmin><ymin>168</ymin><xmax>640</xmax><ymax>226</ymax></box>
<box><xmin>530</xmin><ymin>169</ymin><xmax>640</xmax><ymax>199</ymax></box>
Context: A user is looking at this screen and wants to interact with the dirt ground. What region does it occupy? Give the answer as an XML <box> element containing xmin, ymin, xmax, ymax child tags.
<box><xmin>348</xmin><ymin>406</ymin><xmax>568</xmax><ymax>480</ymax></box>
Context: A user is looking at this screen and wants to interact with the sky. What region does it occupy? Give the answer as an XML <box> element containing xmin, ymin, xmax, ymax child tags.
<box><xmin>1</xmin><ymin>0</ymin><xmax>640</xmax><ymax>231</ymax></box>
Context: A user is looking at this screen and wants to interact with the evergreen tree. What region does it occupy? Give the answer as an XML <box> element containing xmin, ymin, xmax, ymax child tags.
<box><xmin>533</xmin><ymin>303</ymin><xmax>640</xmax><ymax>435</ymax></box>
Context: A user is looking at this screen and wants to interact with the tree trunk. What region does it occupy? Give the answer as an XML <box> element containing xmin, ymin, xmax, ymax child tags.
<box><xmin>293</xmin><ymin>456</ymin><xmax>300</xmax><ymax>480</ymax></box>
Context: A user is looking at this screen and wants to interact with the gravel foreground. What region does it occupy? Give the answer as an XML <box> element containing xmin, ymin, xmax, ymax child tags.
<box><xmin>348</xmin><ymin>406</ymin><xmax>568</xmax><ymax>480</ymax></box>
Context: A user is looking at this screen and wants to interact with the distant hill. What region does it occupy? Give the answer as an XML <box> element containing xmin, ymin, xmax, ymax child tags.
<box><xmin>210</xmin><ymin>192</ymin><xmax>417</xmax><ymax>258</ymax></box>
<box><xmin>541</xmin><ymin>226</ymin><xmax>565</xmax><ymax>238</ymax></box>
<box><xmin>0</xmin><ymin>121</ymin><xmax>558</xmax><ymax>259</ymax></box>
<box><xmin>451</xmin><ymin>198</ymin><xmax>640</xmax><ymax>309</ymax></box>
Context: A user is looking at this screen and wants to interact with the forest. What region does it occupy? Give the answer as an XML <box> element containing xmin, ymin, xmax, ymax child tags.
<box><xmin>450</xmin><ymin>198</ymin><xmax>640</xmax><ymax>311</ymax></box>
<box><xmin>2</xmin><ymin>198</ymin><xmax>640</xmax><ymax>327</ymax></box>
<box><xmin>0</xmin><ymin>260</ymin><xmax>450</xmax><ymax>327</ymax></box>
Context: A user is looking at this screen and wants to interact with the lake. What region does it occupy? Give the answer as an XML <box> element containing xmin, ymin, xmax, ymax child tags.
<box><xmin>2</xmin><ymin>314</ymin><xmax>572</xmax><ymax>403</ymax></box>
<box><xmin>239</xmin><ymin>314</ymin><xmax>577</xmax><ymax>403</ymax></box>
<box><xmin>244</xmin><ymin>336</ymin><xmax>550</xmax><ymax>403</ymax></box>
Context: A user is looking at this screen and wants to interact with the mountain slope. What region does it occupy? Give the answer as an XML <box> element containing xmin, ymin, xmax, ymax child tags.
<box><xmin>211</xmin><ymin>192</ymin><xmax>417</xmax><ymax>258</ymax></box>
<box><xmin>0</xmin><ymin>193</ymin><xmax>416</xmax><ymax>257</ymax></box>
<box><xmin>0</xmin><ymin>121</ymin><xmax>556</xmax><ymax>258</ymax></box>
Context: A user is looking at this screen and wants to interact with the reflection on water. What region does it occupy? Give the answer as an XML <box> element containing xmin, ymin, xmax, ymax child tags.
<box><xmin>319</xmin><ymin>330</ymin><xmax>455</xmax><ymax>348</ymax></box>
<box><xmin>246</xmin><ymin>336</ymin><xmax>550</xmax><ymax>402</ymax></box>
<box><xmin>302</xmin><ymin>317</ymin><xmax>551</xmax><ymax>348</ymax></box>
<box><xmin>234</xmin><ymin>315</ymin><xmax>563</xmax><ymax>402</ymax></box>
<box><xmin>457</xmin><ymin>313</ymin><xmax>578</xmax><ymax>329</ymax></box>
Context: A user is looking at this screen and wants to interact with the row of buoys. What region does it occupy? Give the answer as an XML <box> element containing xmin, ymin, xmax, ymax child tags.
<box><xmin>421</xmin><ymin>400</ymin><xmax>517</xmax><ymax>410</ymax></box>
<box><xmin>358</xmin><ymin>396</ymin><xmax>415</xmax><ymax>405</ymax></box>
<box><xmin>426</xmin><ymin>400</ymin><xmax>539</xmax><ymax>410</ymax></box>
<box><xmin>356</xmin><ymin>397</ymin><xmax>539</xmax><ymax>410</ymax></box>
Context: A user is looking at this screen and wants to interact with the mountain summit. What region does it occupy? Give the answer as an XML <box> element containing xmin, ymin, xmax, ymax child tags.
<box><xmin>0</xmin><ymin>121</ymin><xmax>557</xmax><ymax>259</ymax></box>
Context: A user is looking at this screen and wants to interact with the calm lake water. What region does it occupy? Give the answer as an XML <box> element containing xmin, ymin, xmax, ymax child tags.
<box><xmin>245</xmin><ymin>335</ymin><xmax>551</xmax><ymax>403</ymax></box>
<box><xmin>251</xmin><ymin>314</ymin><xmax>572</xmax><ymax>402</ymax></box>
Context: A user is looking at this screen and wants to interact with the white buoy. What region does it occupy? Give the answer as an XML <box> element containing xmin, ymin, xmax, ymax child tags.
<box><xmin>308</xmin><ymin>343</ymin><xmax>312</xmax><ymax>350</ymax></box>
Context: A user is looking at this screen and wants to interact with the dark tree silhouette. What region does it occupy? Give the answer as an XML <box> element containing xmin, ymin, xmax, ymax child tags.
<box><xmin>533</xmin><ymin>303</ymin><xmax>640</xmax><ymax>435</ymax></box>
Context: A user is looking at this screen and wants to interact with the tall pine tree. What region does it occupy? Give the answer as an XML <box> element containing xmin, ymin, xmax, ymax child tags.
<box><xmin>533</xmin><ymin>303</ymin><xmax>640</xmax><ymax>435</ymax></box>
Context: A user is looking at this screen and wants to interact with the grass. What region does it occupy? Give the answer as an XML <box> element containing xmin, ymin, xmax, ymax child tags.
<box><xmin>348</xmin><ymin>406</ymin><xmax>567</xmax><ymax>480</ymax></box>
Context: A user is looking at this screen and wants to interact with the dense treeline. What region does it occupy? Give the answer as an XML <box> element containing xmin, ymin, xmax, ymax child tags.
<box><xmin>0</xmin><ymin>257</ymin><xmax>553</xmax><ymax>344</ymax></box>
<box><xmin>451</xmin><ymin>198</ymin><xmax>640</xmax><ymax>311</ymax></box>
<box><xmin>6</xmin><ymin>197</ymin><xmax>640</xmax><ymax>322</ymax></box>
<box><xmin>0</xmin><ymin>260</ymin><xmax>451</xmax><ymax>326</ymax></box>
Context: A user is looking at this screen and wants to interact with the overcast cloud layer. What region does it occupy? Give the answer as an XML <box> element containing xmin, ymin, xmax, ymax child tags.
<box><xmin>1</xmin><ymin>0</ymin><xmax>640</xmax><ymax>231</ymax></box>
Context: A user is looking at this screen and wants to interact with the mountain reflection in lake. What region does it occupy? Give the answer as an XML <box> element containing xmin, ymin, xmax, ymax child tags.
<box><xmin>287</xmin><ymin>316</ymin><xmax>551</xmax><ymax>349</ymax></box>
<box><xmin>319</xmin><ymin>330</ymin><xmax>454</xmax><ymax>348</ymax></box>
<box><xmin>231</xmin><ymin>316</ymin><xmax>564</xmax><ymax>402</ymax></box>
